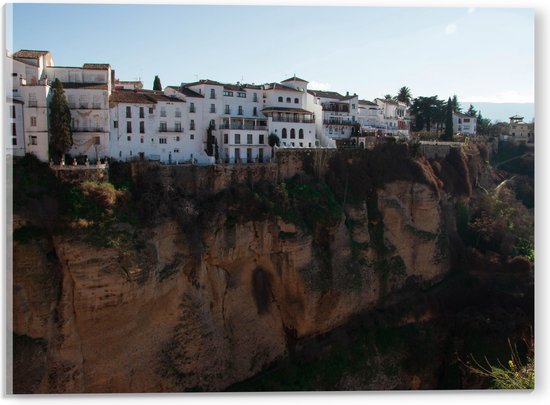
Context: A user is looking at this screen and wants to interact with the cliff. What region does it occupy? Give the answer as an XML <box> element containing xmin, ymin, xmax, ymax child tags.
<box><xmin>11</xmin><ymin>143</ymin><xmax>532</xmax><ymax>392</ymax></box>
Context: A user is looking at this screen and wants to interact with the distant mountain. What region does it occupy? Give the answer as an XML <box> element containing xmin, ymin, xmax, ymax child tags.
<box><xmin>459</xmin><ymin>102</ymin><xmax>534</xmax><ymax>123</ymax></box>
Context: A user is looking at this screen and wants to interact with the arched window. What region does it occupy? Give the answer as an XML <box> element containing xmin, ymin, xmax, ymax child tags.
<box><xmin>294</xmin><ymin>98</ymin><xmax>299</xmax><ymax>104</ymax></box>
<box><xmin>299</xmin><ymin>129</ymin><xmax>304</xmax><ymax>139</ymax></box>
<box><xmin>290</xmin><ymin>129</ymin><xmax>295</xmax><ymax>139</ymax></box>
<box><xmin>286</xmin><ymin>97</ymin><xmax>291</xmax><ymax>103</ymax></box>
<box><xmin>278</xmin><ymin>96</ymin><xmax>283</xmax><ymax>102</ymax></box>
<box><xmin>282</xmin><ymin>128</ymin><xmax>287</xmax><ymax>138</ymax></box>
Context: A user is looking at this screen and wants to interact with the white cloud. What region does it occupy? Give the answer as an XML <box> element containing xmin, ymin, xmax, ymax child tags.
<box><xmin>308</xmin><ymin>81</ymin><xmax>331</xmax><ymax>91</ymax></box>
<box><xmin>445</xmin><ymin>23</ymin><xmax>457</xmax><ymax>35</ymax></box>
<box><xmin>463</xmin><ymin>90</ymin><xmax>534</xmax><ymax>103</ymax></box>
<box><xmin>468</xmin><ymin>8</ymin><xmax>476</xmax><ymax>14</ymax></box>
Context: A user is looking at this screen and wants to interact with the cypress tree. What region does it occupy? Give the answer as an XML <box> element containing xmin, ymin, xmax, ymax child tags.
<box><xmin>153</xmin><ymin>75</ymin><xmax>162</xmax><ymax>91</ymax></box>
<box><xmin>443</xmin><ymin>97</ymin><xmax>453</xmax><ymax>141</ymax></box>
<box><xmin>49</xmin><ymin>78</ymin><xmax>73</xmax><ymax>162</ymax></box>
<box><xmin>206</xmin><ymin>123</ymin><xmax>214</xmax><ymax>156</ymax></box>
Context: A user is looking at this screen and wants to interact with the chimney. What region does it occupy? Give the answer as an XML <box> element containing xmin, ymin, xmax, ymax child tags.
<box><xmin>346</xmin><ymin>91</ymin><xmax>349</xmax><ymax>96</ymax></box>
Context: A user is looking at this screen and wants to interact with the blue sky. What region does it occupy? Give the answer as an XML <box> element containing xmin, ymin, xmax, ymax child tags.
<box><xmin>7</xmin><ymin>3</ymin><xmax>534</xmax><ymax>106</ymax></box>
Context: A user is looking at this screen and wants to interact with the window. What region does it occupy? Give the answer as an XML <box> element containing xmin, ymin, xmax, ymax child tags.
<box><xmin>127</xmin><ymin>136</ymin><xmax>131</xmax><ymax>141</ymax></box>
<box><xmin>224</xmin><ymin>91</ymin><xmax>233</xmax><ymax>97</ymax></box>
<box><xmin>159</xmin><ymin>138</ymin><xmax>167</xmax><ymax>144</ymax></box>
<box><xmin>30</xmin><ymin>136</ymin><xmax>37</xmax><ymax>145</ymax></box>
<box><xmin>238</xmin><ymin>106</ymin><xmax>243</xmax><ymax>115</ymax></box>
<box><xmin>174</xmin><ymin>149</ymin><xmax>179</xmax><ymax>153</ymax></box>
<box><xmin>30</xmin><ymin>116</ymin><xmax>37</xmax><ymax>127</ymax></box>
<box><xmin>290</xmin><ymin>129</ymin><xmax>295</xmax><ymax>139</ymax></box>
<box><xmin>126</xmin><ymin>121</ymin><xmax>132</xmax><ymax>133</ymax></box>
<box><xmin>253</xmin><ymin>107</ymin><xmax>258</xmax><ymax>116</ymax></box>
<box><xmin>210</xmin><ymin>104</ymin><xmax>216</xmax><ymax>113</ymax></box>
<box><xmin>190</xmin><ymin>120</ymin><xmax>195</xmax><ymax>130</ymax></box>
<box><xmin>149</xmin><ymin>107</ymin><xmax>154</xmax><ymax>114</ymax></box>
<box><xmin>235</xmin><ymin>134</ymin><xmax>241</xmax><ymax>144</ymax></box>
<box><xmin>139</xmin><ymin>107</ymin><xmax>144</xmax><ymax>118</ymax></box>
<box><xmin>190</xmin><ymin>103</ymin><xmax>195</xmax><ymax>113</ymax></box>
<box><xmin>12</xmin><ymin>137</ymin><xmax>17</xmax><ymax>146</ymax></box>
<box><xmin>11</xmin><ymin>105</ymin><xmax>16</xmax><ymax>118</ymax></box>
<box><xmin>352</xmin><ymin>104</ymin><xmax>355</xmax><ymax>109</ymax></box>
<box><xmin>282</xmin><ymin>128</ymin><xmax>287</xmax><ymax>139</ymax></box>
<box><xmin>175</xmin><ymin>122</ymin><xmax>182</xmax><ymax>132</ymax></box>
<box><xmin>464</xmin><ymin>118</ymin><xmax>470</xmax><ymax>123</ymax></box>
<box><xmin>160</xmin><ymin>122</ymin><xmax>167</xmax><ymax>132</ymax></box>
<box><xmin>237</xmin><ymin>92</ymin><xmax>246</xmax><ymax>98</ymax></box>
<box><xmin>190</xmin><ymin>134</ymin><xmax>194</xmax><ymax>140</ymax></box>
<box><xmin>299</xmin><ymin>129</ymin><xmax>304</xmax><ymax>139</ymax></box>
<box><xmin>175</xmin><ymin>108</ymin><xmax>181</xmax><ymax>118</ymax></box>
<box><xmin>12</xmin><ymin>123</ymin><xmax>16</xmax><ymax>136</ymax></box>
<box><xmin>176</xmin><ymin>136</ymin><xmax>180</xmax><ymax>142</ymax></box>
<box><xmin>225</xmin><ymin>105</ymin><xmax>230</xmax><ymax>114</ymax></box>
<box><xmin>126</xmin><ymin>106</ymin><xmax>131</xmax><ymax>118</ymax></box>
<box><xmin>224</xmin><ymin>133</ymin><xmax>228</xmax><ymax>144</ymax></box>
<box><xmin>286</xmin><ymin>97</ymin><xmax>291</xmax><ymax>103</ymax></box>
<box><xmin>299</xmin><ymin>142</ymin><xmax>303</xmax><ymax>147</ymax></box>
<box><xmin>140</xmin><ymin>121</ymin><xmax>145</xmax><ymax>134</ymax></box>
<box><xmin>210</xmin><ymin>89</ymin><xmax>216</xmax><ymax>99</ymax></box>
<box><xmin>294</xmin><ymin>98</ymin><xmax>299</xmax><ymax>104</ymax></box>
<box><xmin>278</xmin><ymin>96</ymin><xmax>283</xmax><ymax>102</ymax></box>
<box><xmin>160</xmin><ymin>107</ymin><xmax>166</xmax><ymax>117</ymax></box>
<box><xmin>253</xmin><ymin>93</ymin><xmax>258</xmax><ymax>102</ymax></box>
<box><xmin>259</xmin><ymin>134</ymin><xmax>265</xmax><ymax>144</ymax></box>
<box><xmin>114</xmin><ymin>120</ymin><xmax>118</xmax><ymax>128</ymax></box>
<box><xmin>210</xmin><ymin>119</ymin><xmax>215</xmax><ymax>129</ymax></box>
<box><xmin>94</xmin><ymin>136</ymin><xmax>100</xmax><ymax>145</ymax></box>
<box><xmin>247</xmin><ymin>134</ymin><xmax>253</xmax><ymax>144</ymax></box>
<box><xmin>140</xmin><ymin>137</ymin><xmax>144</xmax><ymax>143</ymax></box>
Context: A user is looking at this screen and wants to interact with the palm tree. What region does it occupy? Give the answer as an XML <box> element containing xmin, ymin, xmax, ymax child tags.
<box><xmin>384</xmin><ymin>94</ymin><xmax>393</xmax><ymax>100</ymax></box>
<box><xmin>396</xmin><ymin>86</ymin><xmax>412</xmax><ymax>105</ymax></box>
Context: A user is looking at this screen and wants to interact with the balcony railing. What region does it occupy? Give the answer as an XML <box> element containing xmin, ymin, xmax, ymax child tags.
<box><xmin>272</xmin><ymin>117</ymin><xmax>314</xmax><ymax>123</ymax></box>
<box><xmin>219</xmin><ymin>123</ymin><xmax>268</xmax><ymax>130</ymax></box>
<box><xmin>159</xmin><ymin>127</ymin><xmax>183</xmax><ymax>133</ymax></box>
<box><xmin>73</xmin><ymin>127</ymin><xmax>105</xmax><ymax>132</ymax></box>
<box><xmin>323</xmin><ymin>119</ymin><xmax>355</xmax><ymax>126</ymax></box>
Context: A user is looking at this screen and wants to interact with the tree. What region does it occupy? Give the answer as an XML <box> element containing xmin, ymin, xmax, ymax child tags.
<box><xmin>477</xmin><ymin>111</ymin><xmax>493</xmax><ymax>136</ymax></box>
<box><xmin>153</xmin><ymin>75</ymin><xmax>162</xmax><ymax>91</ymax></box>
<box><xmin>49</xmin><ymin>78</ymin><xmax>73</xmax><ymax>162</ymax></box>
<box><xmin>205</xmin><ymin>123</ymin><xmax>214</xmax><ymax>156</ymax></box>
<box><xmin>442</xmin><ymin>97</ymin><xmax>453</xmax><ymax>141</ymax></box>
<box><xmin>451</xmin><ymin>95</ymin><xmax>461</xmax><ymax>112</ymax></box>
<box><xmin>268</xmin><ymin>133</ymin><xmax>280</xmax><ymax>159</ymax></box>
<box><xmin>410</xmin><ymin>96</ymin><xmax>445</xmax><ymax>132</ymax></box>
<box><xmin>466</xmin><ymin>104</ymin><xmax>477</xmax><ymax>117</ymax></box>
<box><xmin>396</xmin><ymin>86</ymin><xmax>412</xmax><ymax>105</ymax></box>
<box><xmin>384</xmin><ymin>94</ymin><xmax>393</xmax><ymax>100</ymax></box>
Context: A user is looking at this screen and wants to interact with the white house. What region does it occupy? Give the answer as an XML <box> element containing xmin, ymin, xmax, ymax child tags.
<box><xmin>6</xmin><ymin>97</ymin><xmax>25</xmax><ymax>157</ymax></box>
<box><xmin>261</xmin><ymin>77</ymin><xmax>317</xmax><ymax>149</ymax></box>
<box><xmin>307</xmin><ymin>89</ymin><xmax>359</xmax><ymax>146</ymax></box>
<box><xmin>452</xmin><ymin>111</ymin><xmax>477</xmax><ymax>136</ymax></box>
<box><xmin>357</xmin><ymin>100</ymin><xmax>385</xmax><ymax>134</ymax></box>
<box><xmin>375</xmin><ymin>98</ymin><xmax>410</xmax><ymax>137</ymax></box>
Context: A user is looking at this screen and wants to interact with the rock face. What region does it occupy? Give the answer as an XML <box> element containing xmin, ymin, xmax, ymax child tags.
<box><xmin>12</xmin><ymin>147</ymin><xmax>474</xmax><ymax>393</ymax></box>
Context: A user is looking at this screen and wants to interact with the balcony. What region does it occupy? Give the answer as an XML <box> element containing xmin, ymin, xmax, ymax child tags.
<box><xmin>272</xmin><ymin>117</ymin><xmax>314</xmax><ymax>123</ymax></box>
<box><xmin>73</xmin><ymin>127</ymin><xmax>105</xmax><ymax>132</ymax></box>
<box><xmin>159</xmin><ymin>127</ymin><xmax>183</xmax><ymax>133</ymax></box>
<box><xmin>323</xmin><ymin>119</ymin><xmax>355</xmax><ymax>126</ymax></box>
<box><xmin>219</xmin><ymin>123</ymin><xmax>267</xmax><ymax>131</ymax></box>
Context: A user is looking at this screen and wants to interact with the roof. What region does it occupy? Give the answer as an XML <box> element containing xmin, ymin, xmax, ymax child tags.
<box><xmin>13</xmin><ymin>49</ymin><xmax>49</xmax><ymax>59</ymax></box>
<box><xmin>109</xmin><ymin>90</ymin><xmax>155</xmax><ymax>104</ymax></box>
<box><xmin>376</xmin><ymin>98</ymin><xmax>399</xmax><ymax>105</ymax></box>
<box><xmin>184</xmin><ymin>79</ymin><xmax>223</xmax><ymax>87</ymax></box>
<box><xmin>453</xmin><ymin>110</ymin><xmax>476</xmax><ymax>119</ymax></box>
<box><xmin>167</xmin><ymin>85</ymin><xmax>204</xmax><ymax>98</ymax></box>
<box><xmin>281</xmin><ymin>76</ymin><xmax>308</xmax><ymax>83</ymax></box>
<box><xmin>61</xmin><ymin>83</ymin><xmax>108</xmax><ymax>90</ymax></box>
<box><xmin>223</xmin><ymin>83</ymin><xmax>245</xmax><ymax>91</ymax></box>
<box><xmin>358</xmin><ymin>99</ymin><xmax>378</xmax><ymax>106</ymax></box>
<box><xmin>264</xmin><ymin>83</ymin><xmax>302</xmax><ymax>93</ymax></box>
<box><xmin>262</xmin><ymin>107</ymin><xmax>313</xmax><ymax>114</ymax></box>
<box><xmin>83</xmin><ymin>63</ymin><xmax>110</xmax><ymax>70</ymax></box>
<box><xmin>509</xmin><ymin>114</ymin><xmax>524</xmax><ymax>120</ymax></box>
<box><xmin>308</xmin><ymin>89</ymin><xmax>344</xmax><ymax>99</ymax></box>
<box><xmin>138</xmin><ymin>89</ymin><xmax>184</xmax><ymax>103</ymax></box>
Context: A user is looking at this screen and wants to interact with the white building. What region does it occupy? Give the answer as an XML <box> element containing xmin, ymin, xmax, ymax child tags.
<box><xmin>307</xmin><ymin>89</ymin><xmax>359</xmax><ymax>146</ymax></box>
<box><xmin>452</xmin><ymin>111</ymin><xmax>477</xmax><ymax>136</ymax></box>
<box><xmin>6</xmin><ymin>97</ymin><xmax>25</xmax><ymax>157</ymax></box>
<box><xmin>357</xmin><ymin>99</ymin><xmax>385</xmax><ymax>134</ymax></box>
<box><xmin>261</xmin><ymin>77</ymin><xmax>317</xmax><ymax>149</ymax></box>
<box><xmin>375</xmin><ymin>98</ymin><xmax>410</xmax><ymax>137</ymax></box>
<box><xmin>505</xmin><ymin>115</ymin><xmax>532</xmax><ymax>144</ymax></box>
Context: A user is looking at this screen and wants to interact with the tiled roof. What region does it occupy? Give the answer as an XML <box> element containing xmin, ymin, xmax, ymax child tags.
<box><xmin>376</xmin><ymin>98</ymin><xmax>399</xmax><ymax>105</ymax></box>
<box><xmin>109</xmin><ymin>90</ymin><xmax>154</xmax><ymax>104</ymax></box>
<box><xmin>185</xmin><ymin>79</ymin><xmax>223</xmax><ymax>87</ymax></box>
<box><xmin>262</xmin><ymin>107</ymin><xmax>313</xmax><ymax>114</ymax></box>
<box><xmin>359</xmin><ymin>100</ymin><xmax>377</xmax><ymax>106</ymax></box>
<box><xmin>167</xmin><ymin>85</ymin><xmax>204</xmax><ymax>98</ymax></box>
<box><xmin>308</xmin><ymin>90</ymin><xmax>344</xmax><ymax>99</ymax></box>
<box><xmin>509</xmin><ymin>114</ymin><xmax>524</xmax><ymax>120</ymax></box>
<box><xmin>13</xmin><ymin>49</ymin><xmax>49</xmax><ymax>59</ymax></box>
<box><xmin>243</xmin><ymin>84</ymin><xmax>262</xmax><ymax>90</ymax></box>
<box><xmin>281</xmin><ymin>76</ymin><xmax>308</xmax><ymax>83</ymax></box>
<box><xmin>140</xmin><ymin>90</ymin><xmax>184</xmax><ymax>103</ymax></box>
<box><xmin>83</xmin><ymin>63</ymin><xmax>110</xmax><ymax>70</ymax></box>
<box><xmin>264</xmin><ymin>83</ymin><xmax>302</xmax><ymax>93</ymax></box>
<box><xmin>61</xmin><ymin>83</ymin><xmax>108</xmax><ymax>90</ymax></box>
<box><xmin>223</xmin><ymin>83</ymin><xmax>245</xmax><ymax>91</ymax></box>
